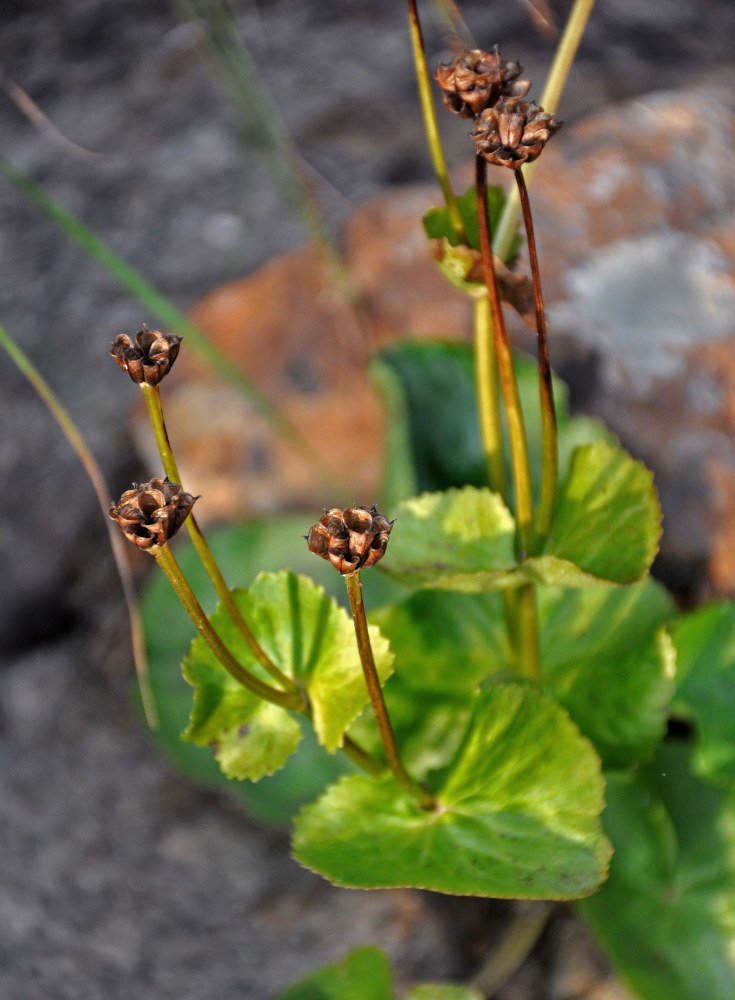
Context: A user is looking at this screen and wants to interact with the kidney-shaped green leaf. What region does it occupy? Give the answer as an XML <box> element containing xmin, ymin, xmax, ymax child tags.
<box><xmin>293</xmin><ymin>681</ymin><xmax>611</xmax><ymax>899</ymax></box>
<box><xmin>183</xmin><ymin>571</ymin><xmax>393</xmax><ymax>780</ymax></box>
<box><xmin>521</xmin><ymin>441</ymin><xmax>662</xmax><ymax>587</ymax></box>
<box><xmin>382</xmin><ymin>487</ymin><xmax>517</xmax><ymax>591</ymax></box>
<box><xmin>242</xmin><ymin>571</ymin><xmax>394</xmax><ymax>752</ymax></box>
<box><xmin>144</xmin><ymin>519</ymin><xmax>362</xmax><ymax>822</ymax></box>
<box><xmin>379</xmin><ymin>340</ymin><xmax>611</xmax><ymax>501</ymax></box>
<box><xmin>381</xmin><ymin>443</ymin><xmax>660</xmax><ymax>593</ymax></box>
<box><xmin>275</xmin><ymin>946</ymin><xmax>392</xmax><ymax>1000</ymax></box>
<box><xmin>538</xmin><ymin>580</ymin><xmax>676</xmax><ymax>768</ymax></box>
<box><xmin>373</xmin><ymin>578</ymin><xmax>675</xmax><ymax>773</ymax></box>
<box><xmin>671</xmin><ymin>601</ymin><xmax>735</xmax><ymax>787</ymax></box>
<box><xmin>580</xmin><ymin>741</ymin><xmax>735</xmax><ymax>1000</ymax></box>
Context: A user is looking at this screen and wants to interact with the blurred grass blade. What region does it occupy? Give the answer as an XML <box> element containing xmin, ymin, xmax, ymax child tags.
<box><xmin>431</xmin><ymin>0</ymin><xmax>474</xmax><ymax>45</ymax></box>
<box><xmin>175</xmin><ymin>0</ymin><xmax>364</xmax><ymax>329</ymax></box>
<box><xmin>0</xmin><ymin>152</ymin><xmax>322</xmax><ymax>464</ymax></box>
<box><xmin>0</xmin><ymin>321</ymin><xmax>158</xmax><ymax>728</ymax></box>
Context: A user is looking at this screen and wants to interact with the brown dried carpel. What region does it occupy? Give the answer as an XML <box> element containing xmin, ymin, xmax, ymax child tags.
<box><xmin>472</xmin><ymin>97</ymin><xmax>562</xmax><ymax>169</ymax></box>
<box><xmin>108</xmin><ymin>477</ymin><xmax>199</xmax><ymax>551</ymax></box>
<box><xmin>110</xmin><ymin>325</ymin><xmax>182</xmax><ymax>386</ymax></box>
<box><xmin>306</xmin><ymin>504</ymin><xmax>394</xmax><ymax>574</ymax></box>
<box><xmin>434</xmin><ymin>47</ymin><xmax>530</xmax><ymax>119</ymax></box>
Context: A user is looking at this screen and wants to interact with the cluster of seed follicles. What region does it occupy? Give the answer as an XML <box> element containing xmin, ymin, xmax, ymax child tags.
<box><xmin>434</xmin><ymin>44</ymin><xmax>561</xmax><ymax>169</ymax></box>
<box><xmin>108</xmin><ymin>477</ymin><xmax>198</xmax><ymax>551</ymax></box>
<box><xmin>306</xmin><ymin>505</ymin><xmax>395</xmax><ymax>575</ymax></box>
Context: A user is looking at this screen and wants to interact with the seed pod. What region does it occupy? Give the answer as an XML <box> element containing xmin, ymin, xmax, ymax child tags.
<box><xmin>320</xmin><ymin>508</ymin><xmax>349</xmax><ymax>537</ymax></box>
<box><xmin>472</xmin><ymin>98</ymin><xmax>562</xmax><ymax>169</ymax></box>
<box><xmin>110</xmin><ymin>326</ymin><xmax>182</xmax><ymax>386</ymax></box>
<box><xmin>305</xmin><ymin>505</ymin><xmax>394</xmax><ymax>573</ymax></box>
<box><xmin>108</xmin><ymin>477</ymin><xmax>198</xmax><ymax>550</ymax></box>
<box><xmin>305</xmin><ymin>522</ymin><xmax>331</xmax><ymax>558</ymax></box>
<box><xmin>434</xmin><ymin>47</ymin><xmax>530</xmax><ymax>119</ymax></box>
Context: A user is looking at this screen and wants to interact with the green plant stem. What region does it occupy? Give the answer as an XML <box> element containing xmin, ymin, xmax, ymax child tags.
<box><xmin>153</xmin><ymin>542</ymin><xmax>305</xmax><ymax>712</ymax></box>
<box><xmin>475</xmin><ymin>154</ymin><xmax>534</xmax><ymax>560</ymax></box>
<box><xmin>471</xmin><ymin>901</ymin><xmax>554</xmax><ymax>995</ymax></box>
<box><xmin>516</xmin><ymin>582</ymin><xmax>541</xmax><ymax>682</ymax></box>
<box><xmin>341</xmin><ymin>735</ymin><xmax>388</xmax><ymax>779</ymax></box>
<box><xmin>407</xmin><ymin>0</ymin><xmax>465</xmax><ymax>240</ymax></box>
<box><xmin>473</xmin><ymin>294</ymin><xmax>527</xmax><ymax>664</ymax></box>
<box><xmin>515</xmin><ymin>169</ymin><xmax>557</xmax><ymax>549</ymax></box>
<box><xmin>493</xmin><ymin>0</ymin><xmax>598</xmax><ymax>259</ymax></box>
<box><xmin>473</xmin><ymin>294</ymin><xmax>507</xmax><ymax>499</ymax></box>
<box><xmin>344</xmin><ymin>570</ymin><xmax>435</xmax><ymax>809</ymax></box>
<box><xmin>140</xmin><ymin>383</ymin><xmax>298</xmax><ymax>694</ymax></box>
<box><xmin>0</xmin><ymin>322</ymin><xmax>158</xmax><ymax>728</ymax></box>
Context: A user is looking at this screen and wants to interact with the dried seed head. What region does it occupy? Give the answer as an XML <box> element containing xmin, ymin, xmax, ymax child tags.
<box><xmin>434</xmin><ymin>47</ymin><xmax>530</xmax><ymax>119</ymax></box>
<box><xmin>110</xmin><ymin>326</ymin><xmax>182</xmax><ymax>386</ymax></box>
<box><xmin>108</xmin><ymin>476</ymin><xmax>198</xmax><ymax>551</ymax></box>
<box><xmin>306</xmin><ymin>505</ymin><xmax>394</xmax><ymax>574</ymax></box>
<box><xmin>471</xmin><ymin>98</ymin><xmax>562</xmax><ymax>169</ymax></box>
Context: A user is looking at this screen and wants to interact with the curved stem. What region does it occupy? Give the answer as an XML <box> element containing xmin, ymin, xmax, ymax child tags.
<box><xmin>407</xmin><ymin>0</ymin><xmax>465</xmax><ymax>240</ymax></box>
<box><xmin>140</xmin><ymin>383</ymin><xmax>298</xmax><ymax>694</ymax></box>
<box><xmin>341</xmin><ymin>735</ymin><xmax>388</xmax><ymax>779</ymax></box>
<box><xmin>0</xmin><ymin>322</ymin><xmax>158</xmax><ymax>729</ymax></box>
<box><xmin>475</xmin><ymin>155</ymin><xmax>534</xmax><ymax>559</ymax></box>
<box><xmin>344</xmin><ymin>570</ymin><xmax>435</xmax><ymax>809</ymax></box>
<box><xmin>494</xmin><ymin>0</ymin><xmax>598</xmax><ymax>259</ymax></box>
<box><xmin>515</xmin><ymin>169</ymin><xmax>557</xmax><ymax>549</ymax></box>
<box><xmin>153</xmin><ymin>543</ymin><xmax>305</xmax><ymax>712</ymax></box>
<box><xmin>471</xmin><ymin>901</ymin><xmax>554</xmax><ymax>995</ymax></box>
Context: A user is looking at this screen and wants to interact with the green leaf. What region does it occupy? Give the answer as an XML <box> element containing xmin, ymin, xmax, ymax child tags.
<box><xmin>213</xmin><ymin>702</ymin><xmax>303</xmax><ymax>781</ymax></box>
<box><xmin>143</xmin><ymin>517</ymin><xmax>398</xmax><ymax>823</ymax></box>
<box><xmin>538</xmin><ymin>581</ymin><xmax>676</xmax><ymax>768</ymax></box>
<box><xmin>275</xmin><ymin>946</ymin><xmax>392</xmax><ymax>1000</ymax></box>
<box><xmin>423</xmin><ymin>184</ymin><xmax>519</xmax><ymax>253</ymax></box>
<box><xmin>406</xmin><ymin>986</ymin><xmax>483</xmax><ymax>1000</ymax></box>
<box><xmin>382</xmin><ymin>487</ymin><xmax>518</xmax><ymax>592</ymax></box>
<box><xmin>422</xmin><ymin>185</ymin><xmax>520</xmax><ymax>294</ymax></box>
<box><xmin>294</xmin><ymin>681</ymin><xmax>611</xmax><ymax>899</ymax></box>
<box><xmin>374</xmin><ymin>579</ymin><xmax>676</xmax><ymax>771</ymax></box>
<box><xmin>671</xmin><ymin>602</ymin><xmax>735</xmax><ymax>787</ymax></box>
<box><xmin>380</xmin><ymin>340</ymin><xmax>611</xmax><ymax>497</ymax></box>
<box><xmin>521</xmin><ymin>440</ymin><xmax>662</xmax><ymax>587</ymax></box>
<box><xmin>182</xmin><ymin>627</ymin><xmax>302</xmax><ymax>782</ymax></box>
<box><xmin>579</xmin><ymin>741</ymin><xmax>735</xmax><ymax>1000</ymax></box>
<box><xmin>183</xmin><ymin>572</ymin><xmax>393</xmax><ymax>758</ymax></box>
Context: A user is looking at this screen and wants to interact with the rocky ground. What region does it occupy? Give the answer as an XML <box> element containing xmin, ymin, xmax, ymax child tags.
<box><xmin>1</xmin><ymin>1</ymin><xmax>735</xmax><ymax>998</ymax></box>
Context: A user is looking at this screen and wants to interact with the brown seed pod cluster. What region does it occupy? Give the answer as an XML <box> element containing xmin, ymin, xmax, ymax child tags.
<box><xmin>471</xmin><ymin>97</ymin><xmax>562</xmax><ymax>169</ymax></box>
<box><xmin>434</xmin><ymin>46</ymin><xmax>530</xmax><ymax>119</ymax></box>
<box><xmin>434</xmin><ymin>45</ymin><xmax>561</xmax><ymax>169</ymax></box>
<box><xmin>108</xmin><ymin>477</ymin><xmax>198</xmax><ymax>550</ymax></box>
<box><xmin>110</xmin><ymin>326</ymin><xmax>182</xmax><ymax>386</ymax></box>
<box><xmin>306</xmin><ymin>505</ymin><xmax>395</xmax><ymax>574</ymax></box>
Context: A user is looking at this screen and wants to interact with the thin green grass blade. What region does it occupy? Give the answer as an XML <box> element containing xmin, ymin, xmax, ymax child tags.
<box><xmin>0</xmin><ymin>320</ymin><xmax>158</xmax><ymax>728</ymax></box>
<box><xmin>0</xmin><ymin>153</ymin><xmax>324</xmax><ymax>466</ymax></box>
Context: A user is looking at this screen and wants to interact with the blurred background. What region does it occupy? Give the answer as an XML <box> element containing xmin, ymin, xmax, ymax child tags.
<box><xmin>2</xmin><ymin>1</ymin><xmax>735</xmax><ymax>997</ymax></box>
